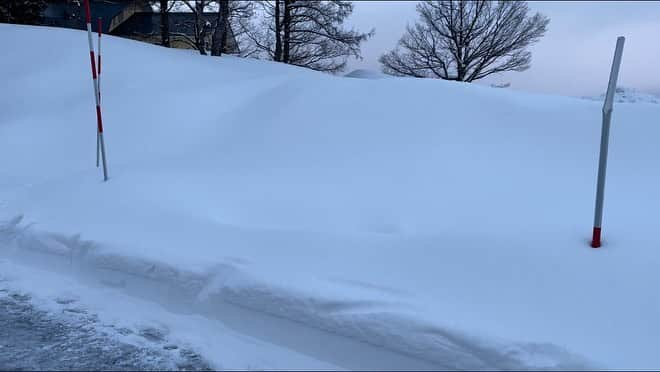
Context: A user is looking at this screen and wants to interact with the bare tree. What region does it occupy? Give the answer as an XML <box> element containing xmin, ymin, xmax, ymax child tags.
<box><xmin>159</xmin><ymin>0</ymin><xmax>171</xmax><ymax>47</ymax></box>
<box><xmin>273</xmin><ymin>0</ymin><xmax>282</xmax><ymax>61</ymax></box>
<box><xmin>211</xmin><ymin>0</ymin><xmax>254</xmax><ymax>56</ymax></box>
<box><xmin>171</xmin><ymin>0</ymin><xmax>214</xmax><ymax>54</ymax></box>
<box><xmin>184</xmin><ymin>0</ymin><xmax>213</xmax><ymax>54</ymax></box>
<box><xmin>380</xmin><ymin>0</ymin><xmax>549</xmax><ymax>82</ymax></box>
<box><xmin>137</xmin><ymin>0</ymin><xmax>176</xmax><ymax>47</ymax></box>
<box><xmin>247</xmin><ymin>0</ymin><xmax>373</xmax><ymax>73</ymax></box>
<box><xmin>211</xmin><ymin>0</ymin><xmax>230</xmax><ymax>55</ymax></box>
<box><xmin>166</xmin><ymin>1</ymin><xmax>253</xmax><ymax>56</ymax></box>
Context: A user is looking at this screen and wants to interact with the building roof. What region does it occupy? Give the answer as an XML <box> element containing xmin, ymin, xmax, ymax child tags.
<box><xmin>42</xmin><ymin>1</ymin><xmax>240</xmax><ymax>53</ymax></box>
<box><xmin>43</xmin><ymin>1</ymin><xmax>130</xmax><ymax>32</ymax></box>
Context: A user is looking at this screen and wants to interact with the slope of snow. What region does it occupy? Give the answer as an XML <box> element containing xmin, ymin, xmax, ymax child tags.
<box><xmin>2</xmin><ymin>24</ymin><xmax>660</xmax><ymax>369</ymax></box>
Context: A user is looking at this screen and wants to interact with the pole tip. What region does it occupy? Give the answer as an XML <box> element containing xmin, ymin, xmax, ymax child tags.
<box><xmin>83</xmin><ymin>0</ymin><xmax>91</xmax><ymax>24</ymax></box>
<box><xmin>591</xmin><ymin>227</ymin><xmax>602</xmax><ymax>248</ymax></box>
<box><xmin>616</xmin><ymin>36</ymin><xmax>625</xmax><ymax>47</ymax></box>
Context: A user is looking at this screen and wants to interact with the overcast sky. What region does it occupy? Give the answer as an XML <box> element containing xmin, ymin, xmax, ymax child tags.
<box><xmin>345</xmin><ymin>1</ymin><xmax>660</xmax><ymax>97</ymax></box>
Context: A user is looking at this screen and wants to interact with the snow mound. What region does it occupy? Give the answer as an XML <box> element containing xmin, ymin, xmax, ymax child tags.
<box><xmin>344</xmin><ymin>68</ymin><xmax>389</xmax><ymax>79</ymax></box>
<box><xmin>583</xmin><ymin>86</ymin><xmax>660</xmax><ymax>104</ymax></box>
<box><xmin>2</xmin><ymin>24</ymin><xmax>660</xmax><ymax>369</ymax></box>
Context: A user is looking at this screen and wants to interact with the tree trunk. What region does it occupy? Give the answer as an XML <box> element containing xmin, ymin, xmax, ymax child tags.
<box><xmin>219</xmin><ymin>14</ymin><xmax>228</xmax><ymax>55</ymax></box>
<box><xmin>211</xmin><ymin>0</ymin><xmax>229</xmax><ymax>56</ymax></box>
<box><xmin>195</xmin><ymin>1</ymin><xmax>208</xmax><ymax>55</ymax></box>
<box><xmin>273</xmin><ymin>0</ymin><xmax>282</xmax><ymax>61</ymax></box>
<box><xmin>197</xmin><ymin>23</ymin><xmax>210</xmax><ymax>55</ymax></box>
<box><xmin>159</xmin><ymin>0</ymin><xmax>170</xmax><ymax>47</ymax></box>
<box><xmin>282</xmin><ymin>0</ymin><xmax>294</xmax><ymax>63</ymax></box>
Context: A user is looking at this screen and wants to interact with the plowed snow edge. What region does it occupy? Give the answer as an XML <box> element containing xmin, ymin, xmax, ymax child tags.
<box><xmin>0</xmin><ymin>215</ymin><xmax>594</xmax><ymax>370</ymax></box>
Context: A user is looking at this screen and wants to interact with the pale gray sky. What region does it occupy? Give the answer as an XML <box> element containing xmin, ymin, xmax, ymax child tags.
<box><xmin>346</xmin><ymin>1</ymin><xmax>660</xmax><ymax>96</ymax></box>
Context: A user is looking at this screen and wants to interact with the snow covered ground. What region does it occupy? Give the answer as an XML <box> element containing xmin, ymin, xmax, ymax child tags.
<box><xmin>2</xmin><ymin>24</ymin><xmax>660</xmax><ymax>370</ymax></box>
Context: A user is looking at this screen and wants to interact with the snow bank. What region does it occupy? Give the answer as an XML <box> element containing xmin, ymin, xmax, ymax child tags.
<box><xmin>2</xmin><ymin>24</ymin><xmax>660</xmax><ymax>369</ymax></box>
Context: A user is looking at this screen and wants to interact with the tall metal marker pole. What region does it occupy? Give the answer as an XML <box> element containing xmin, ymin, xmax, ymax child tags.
<box><xmin>83</xmin><ymin>0</ymin><xmax>109</xmax><ymax>181</ymax></box>
<box><xmin>591</xmin><ymin>36</ymin><xmax>625</xmax><ymax>248</ymax></box>
<box><xmin>96</xmin><ymin>17</ymin><xmax>102</xmax><ymax>168</ymax></box>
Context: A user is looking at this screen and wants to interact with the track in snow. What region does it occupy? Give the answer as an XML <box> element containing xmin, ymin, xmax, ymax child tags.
<box><xmin>1</xmin><ymin>247</ymin><xmax>443</xmax><ymax>371</ymax></box>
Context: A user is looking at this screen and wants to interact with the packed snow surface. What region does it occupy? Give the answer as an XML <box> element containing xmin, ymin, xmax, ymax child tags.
<box><xmin>2</xmin><ymin>24</ymin><xmax>660</xmax><ymax>370</ymax></box>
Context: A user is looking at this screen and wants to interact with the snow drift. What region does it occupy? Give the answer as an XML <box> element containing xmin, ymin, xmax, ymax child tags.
<box><xmin>2</xmin><ymin>24</ymin><xmax>660</xmax><ymax>370</ymax></box>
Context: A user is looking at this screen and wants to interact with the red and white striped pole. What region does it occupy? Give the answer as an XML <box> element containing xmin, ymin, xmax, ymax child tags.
<box><xmin>83</xmin><ymin>0</ymin><xmax>108</xmax><ymax>181</ymax></box>
<box><xmin>96</xmin><ymin>17</ymin><xmax>102</xmax><ymax>168</ymax></box>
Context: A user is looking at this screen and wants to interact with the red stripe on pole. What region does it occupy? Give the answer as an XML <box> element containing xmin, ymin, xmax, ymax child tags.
<box><xmin>591</xmin><ymin>227</ymin><xmax>602</xmax><ymax>248</ymax></box>
<box><xmin>84</xmin><ymin>0</ymin><xmax>91</xmax><ymax>24</ymax></box>
<box><xmin>98</xmin><ymin>18</ymin><xmax>102</xmax><ymax>75</ymax></box>
<box><xmin>96</xmin><ymin>105</ymin><xmax>104</xmax><ymax>133</ymax></box>
<box><xmin>84</xmin><ymin>0</ymin><xmax>109</xmax><ymax>181</ymax></box>
<box><xmin>89</xmin><ymin>51</ymin><xmax>97</xmax><ymax>79</ymax></box>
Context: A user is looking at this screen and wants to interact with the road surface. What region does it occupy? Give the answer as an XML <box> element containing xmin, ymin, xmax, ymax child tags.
<box><xmin>0</xmin><ymin>290</ymin><xmax>211</xmax><ymax>371</ymax></box>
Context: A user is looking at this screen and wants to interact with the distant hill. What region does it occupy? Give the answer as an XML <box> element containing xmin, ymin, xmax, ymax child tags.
<box><xmin>583</xmin><ymin>87</ymin><xmax>659</xmax><ymax>104</ymax></box>
<box><xmin>344</xmin><ymin>69</ymin><xmax>389</xmax><ymax>80</ymax></box>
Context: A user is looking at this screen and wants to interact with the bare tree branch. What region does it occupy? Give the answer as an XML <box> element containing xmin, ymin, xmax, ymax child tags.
<box><xmin>245</xmin><ymin>0</ymin><xmax>373</xmax><ymax>73</ymax></box>
<box><xmin>380</xmin><ymin>0</ymin><xmax>549</xmax><ymax>82</ymax></box>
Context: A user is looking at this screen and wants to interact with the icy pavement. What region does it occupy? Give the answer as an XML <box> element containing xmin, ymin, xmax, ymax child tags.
<box><xmin>0</xmin><ymin>286</ymin><xmax>211</xmax><ymax>371</ymax></box>
<box><xmin>0</xmin><ymin>258</ymin><xmax>345</xmax><ymax>370</ymax></box>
